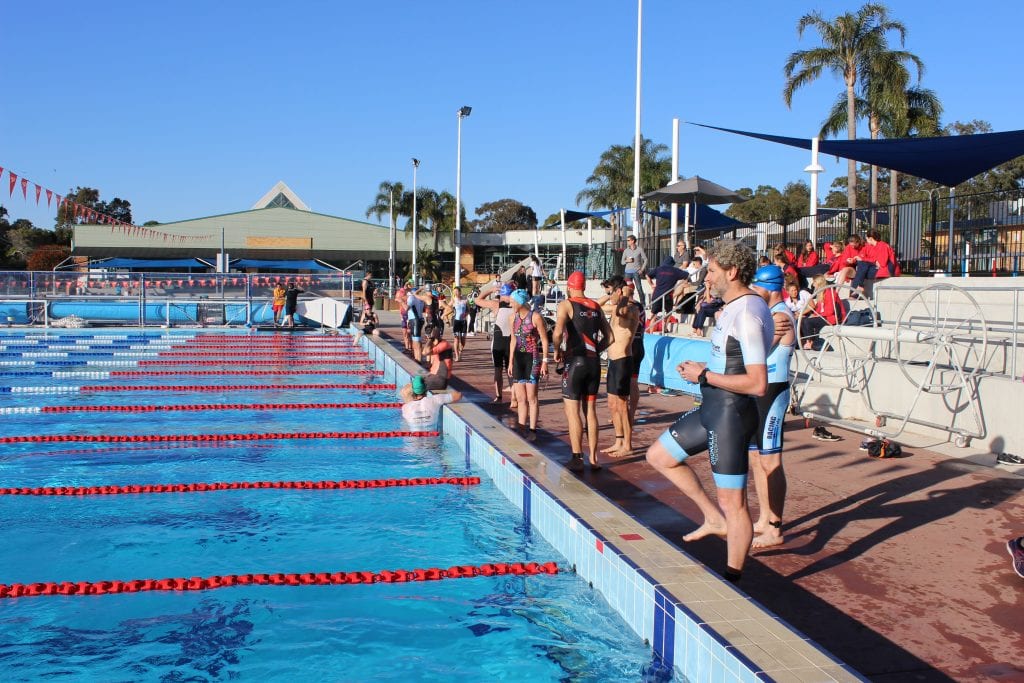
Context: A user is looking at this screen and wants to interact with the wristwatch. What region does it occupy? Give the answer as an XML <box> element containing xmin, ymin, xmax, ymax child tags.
<box><xmin>697</xmin><ymin>368</ymin><xmax>709</xmax><ymax>387</ymax></box>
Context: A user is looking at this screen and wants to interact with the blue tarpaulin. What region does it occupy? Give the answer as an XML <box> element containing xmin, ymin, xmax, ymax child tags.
<box><xmin>692</xmin><ymin>123</ymin><xmax>1024</xmax><ymax>187</ymax></box>
<box><xmin>644</xmin><ymin>205</ymin><xmax>745</xmax><ymax>229</ymax></box>
<box><xmin>97</xmin><ymin>258</ymin><xmax>211</xmax><ymax>270</ymax></box>
<box><xmin>231</xmin><ymin>259</ymin><xmax>339</xmax><ymax>272</ymax></box>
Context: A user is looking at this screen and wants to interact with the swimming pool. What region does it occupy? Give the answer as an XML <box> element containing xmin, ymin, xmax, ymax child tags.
<box><xmin>0</xmin><ymin>330</ymin><xmax>661</xmax><ymax>680</ymax></box>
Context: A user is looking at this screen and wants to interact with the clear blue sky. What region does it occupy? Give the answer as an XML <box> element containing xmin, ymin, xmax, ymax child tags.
<box><xmin>1</xmin><ymin>0</ymin><xmax>1020</xmax><ymax>232</ymax></box>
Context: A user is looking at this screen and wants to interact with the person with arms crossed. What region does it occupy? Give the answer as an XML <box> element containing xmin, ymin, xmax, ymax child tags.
<box><xmin>645</xmin><ymin>241</ymin><xmax>773</xmax><ymax>583</ymax></box>
<box><xmin>552</xmin><ymin>271</ymin><xmax>612</xmax><ymax>472</ymax></box>
<box><xmin>621</xmin><ymin>234</ymin><xmax>648</xmax><ymax>307</ymax></box>
<box><xmin>602</xmin><ymin>276</ymin><xmax>640</xmax><ymax>457</ymax></box>
<box><xmin>748</xmin><ymin>265</ymin><xmax>795</xmax><ymax>548</ymax></box>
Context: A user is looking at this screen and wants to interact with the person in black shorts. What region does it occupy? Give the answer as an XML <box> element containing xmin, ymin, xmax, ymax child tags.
<box><xmin>283</xmin><ymin>283</ymin><xmax>304</xmax><ymax>327</ymax></box>
<box><xmin>645</xmin><ymin>241</ymin><xmax>773</xmax><ymax>583</ymax></box>
<box><xmin>553</xmin><ymin>271</ymin><xmax>612</xmax><ymax>472</ymax></box>
<box><xmin>597</xmin><ymin>276</ymin><xmax>640</xmax><ymax>458</ymax></box>
<box><xmin>475</xmin><ymin>283</ymin><xmax>516</xmax><ymax>403</ymax></box>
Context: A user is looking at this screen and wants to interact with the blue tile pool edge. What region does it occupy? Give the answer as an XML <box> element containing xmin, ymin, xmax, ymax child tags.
<box><xmin>360</xmin><ymin>332</ymin><xmax>864</xmax><ymax>683</ymax></box>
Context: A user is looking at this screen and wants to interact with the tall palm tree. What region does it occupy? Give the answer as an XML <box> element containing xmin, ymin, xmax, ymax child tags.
<box><xmin>365</xmin><ymin>180</ymin><xmax>408</xmax><ymax>231</ymax></box>
<box><xmin>576</xmin><ymin>137</ymin><xmax>671</xmax><ymax>214</ymax></box>
<box><xmin>783</xmin><ymin>3</ymin><xmax>908</xmax><ymax>210</ymax></box>
<box><xmin>880</xmin><ymin>87</ymin><xmax>942</xmax><ymax>208</ymax></box>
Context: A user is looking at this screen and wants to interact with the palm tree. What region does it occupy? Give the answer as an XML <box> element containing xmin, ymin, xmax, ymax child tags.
<box><xmin>784</xmin><ymin>3</ymin><xmax>908</xmax><ymax>210</ymax></box>
<box><xmin>880</xmin><ymin>87</ymin><xmax>942</xmax><ymax>208</ymax></box>
<box><xmin>404</xmin><ymin>247</ymin><xmax>442</xmax><ymax>283</ymax></box>
<box><xmin>365</xmin><ymin>180</ymin><xmax>409</xmax><ymax>231</ymax></box>
<box><xmin>576</xmin><ymin>137</ymin><xmax>671</xmax><ymax>215</ymax></box>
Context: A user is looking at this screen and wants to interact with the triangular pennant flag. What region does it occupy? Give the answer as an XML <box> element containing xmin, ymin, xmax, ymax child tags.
<box><xmin>21</xmin><ymin>178</ymin><xmax>29</xmax><ymax>199</ymax></box>
<box><xmin>9</xmin><ymin>172</ymin><xmax>17</xmax><ymax>196</ymax></box>
<box><xmin>46</xmin><ymin>189</ymin><xmax>52</xmax><ymax>207</ymax></box>
<box><xmin>34</xmin><ymin>184</ymin><xmax>41</xmax><ymax>204</ymax></box>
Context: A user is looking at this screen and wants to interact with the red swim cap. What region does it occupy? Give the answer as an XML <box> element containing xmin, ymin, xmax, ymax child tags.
<box><xmin>567</xmin><ymin>271</ymin><xmax>586</xmax><ymax>290</ymax></box>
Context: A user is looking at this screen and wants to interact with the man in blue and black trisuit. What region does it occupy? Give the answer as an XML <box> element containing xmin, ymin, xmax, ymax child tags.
<box><xmin>646</xmin><ymin>241</ymin><xmax>773</xmax><ymax>583</ymax></box>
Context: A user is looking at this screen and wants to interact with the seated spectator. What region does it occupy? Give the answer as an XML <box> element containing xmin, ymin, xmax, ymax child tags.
<box><xmin>827</xmin><ymin>235</ymin><xmax>863</xmax><ymax>286</ymax></box>
<box><xmin>691</xmin><ymin>286</ymin><xmax>723</xmax><ymax>337</ymax></box>
<box><xmin>784</xmin><ymin>282</ymin><xmax>812</xmax><ymax>317</ymax></box>
<box><xmin>850</xmin><ymin>229</ymin><xmax>896</xmax><ymax>297</ymax></box>
<box><xmin>800</xmin><ymin>274</ymin><xmax>845</xmax><ymax>350</ymax></box>
<box><xmin>400</xmin><ymin>375</ymin><xmax>462</xmax><ymax>427</ymax></box>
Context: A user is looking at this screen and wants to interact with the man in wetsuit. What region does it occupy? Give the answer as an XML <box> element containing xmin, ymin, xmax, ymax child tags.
<box><xmin>645</xmin><ymin>241</ymin><xmax>773</xmax><ymax>583</ymax></box>
<box><xmin>552</xmin><ymin>271</ymin><xmax>612</xmax><ymax>472</ymax></box>
<box><xmin>475</xmin><ymin>283</ymin><xmax>516</xmax><ymax>404</ymax></box>
<box><xmin>283</xmin><ymin>283</ymin><xmax>304</xmax><ymax>327</ymax></box>
<box><xmin>749</xmin><ymin>265</ymin><xmax>795</xmax><ymax>549</ymax></box>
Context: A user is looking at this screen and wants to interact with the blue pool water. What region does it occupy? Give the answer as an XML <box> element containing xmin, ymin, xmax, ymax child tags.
<box><xmin>0</xmin><ymin>331</ymin><xmax>661</xmax><ymax>680</ymax></box>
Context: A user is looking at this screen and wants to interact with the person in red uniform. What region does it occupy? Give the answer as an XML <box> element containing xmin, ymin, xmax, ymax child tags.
<box><xmin>850</xmin><ymin>229</ymin><xmax>896</xmax><ymax>296</ymax></box>
<box><xmin>827</xmin><ymin>235</ymin><xmax>863</xmax><ymax>286</ymax></box>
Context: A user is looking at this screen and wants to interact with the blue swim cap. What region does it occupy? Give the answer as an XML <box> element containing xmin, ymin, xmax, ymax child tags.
<box><xmin>511</xmin><ymin>289</ymin><xmax>530</xmax><ymax>306</ymax></box>
<box><xmin>499</xmin><ymin>283</ymin><xmax>515</xmax><ymax>296</ymax></box>
<box><xmin>752</xmin><ymin>265</ymin><xmax>785</xmax><ymax>292</ymax></box>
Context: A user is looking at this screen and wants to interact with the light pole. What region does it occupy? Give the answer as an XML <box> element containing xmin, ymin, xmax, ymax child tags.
<box><xmin>804</xmin><ymin>136</ymin><xmax>824</xmax><ymax>245</ymax></box>
<box><xmin>455</xmin><ymin>105</ymin><xmax>472</xmax><ymax>289</ymax></box>
<box><xmin>411</xmin><ymin>158</ymin><xmax>420</xmax><ymax>286</ymax></box>
<box><xmin>631</xmin><ymin>0</ymin><xmax>643</xmax><ymax>240</ymax></box>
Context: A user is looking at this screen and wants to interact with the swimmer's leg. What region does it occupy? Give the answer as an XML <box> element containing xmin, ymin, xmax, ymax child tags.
<box><xmin>646</xmin><ymin>426</ymin><xmax>725</xmax><ymax>541</ymax></box>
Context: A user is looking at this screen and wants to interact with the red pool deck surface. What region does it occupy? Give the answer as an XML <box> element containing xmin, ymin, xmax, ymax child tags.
<box><xmin>376</xmin><ymin>315</ymin><xmax>1022</xmax><ymax>682</ymax></box>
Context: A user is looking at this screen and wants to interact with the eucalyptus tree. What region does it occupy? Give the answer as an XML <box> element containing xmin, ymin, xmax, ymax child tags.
<box><xmin>783</xmin><ymin>3</ymin><xmax>909</xmax><ymax>210</ymax></box>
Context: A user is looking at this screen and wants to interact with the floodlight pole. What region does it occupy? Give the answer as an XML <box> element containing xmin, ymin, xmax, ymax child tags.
<box><xmin>671</xmin><ymin>117</ymin><xmax>679</xmax><ymax>251</ymax></box>
<box><xmin>412</xmin><ymin>158</ymin><xmax>419</xmax><ymax>286</ymax></box>
<box><xmin>804</xmin><ymin>136</ymin><xmax>825</xmax><ymax>245</ymax></box>
<box><xmin>388</xmin><ymin>189</ymin><xmax>396</xmax><ymax>297</ymax></box>
<box><xmin>455</xmin><ymin>105</ymin><xmax>472</xmax><ymax>289</ymax></box>
<box><xmin>631</xmin><ymin>0</ymin><xmax>643</xmax><ymax>240</ymax></box>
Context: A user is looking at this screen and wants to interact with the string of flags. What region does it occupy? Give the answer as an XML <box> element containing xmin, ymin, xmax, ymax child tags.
<box><xmin>1</xmin><ymin>163</ymin><xmax>215</xmax><ymax>244</ymax></box>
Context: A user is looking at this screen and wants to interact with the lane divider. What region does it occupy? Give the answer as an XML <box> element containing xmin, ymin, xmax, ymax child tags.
<box><xmin>0</xmin><ymin>383</ymin><xmax>392</xmax><ymax>394</ymax></box>
<box><xmin>0</xmin><ymin>402</ymin><xmax>403</xmax><ymax>415</ymax></box>
<box><xmin>0</xmin><ymin>562</ymin><xmax>560</xmax><ymax>599</ymax></box>
<box><xmin>0</xmin><ymin>370</ymin><xmax>384</xmax><ymax>379</ymax></box>
<box><xmin>0</xmin><ymin>430</ymin><xmax>436</xmax><ymax>444</ymax></box>
<box><xmin>0</xmin><ymin>476</ymin><xmax>480</xmax><ymax>496</ymax></box>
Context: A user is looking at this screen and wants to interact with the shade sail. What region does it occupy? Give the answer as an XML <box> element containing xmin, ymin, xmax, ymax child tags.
<box><xmin>642</xmin><ymin>176</ymin><xmax>746</xmax><ymax>205</ymax></box>
<box><xmin>643</xmin><ymin>205</ymin><xmax>745</xmax><ymax>229</ymax></box>
<box><xmin>230</xmin><ymin>259</ymin><xmax>340</xmax><ymax>271</ymax></box>
<box><xmin>692</xmin><ymin>123</ymin><xmax>1024</xmax><ymax>187</ymax></box>
<box><xmin>96</xmin><ymin>258</ymin><xmax>211</xmax><ymax>270</ymax></box>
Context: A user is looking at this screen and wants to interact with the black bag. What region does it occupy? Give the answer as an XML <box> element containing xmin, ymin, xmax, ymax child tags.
<box><xmin>868</xmin><ymin>439</ymin><xmax>902</xmax><ymax>458</ymax></box>
<box><xmin>845</xmin><ymin>308</ymin><xmax>879</xmax><ymax>326</ymax></box>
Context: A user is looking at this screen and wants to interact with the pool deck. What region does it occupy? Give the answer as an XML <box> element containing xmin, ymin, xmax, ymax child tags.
<box><xmin>375</xmin><ymin>311</ymin><xmax>1023</xmax><ymax>682</ymax></box>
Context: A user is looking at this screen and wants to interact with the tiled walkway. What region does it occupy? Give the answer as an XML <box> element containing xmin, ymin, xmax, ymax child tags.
<box><xmin>378</xmin><ymin>312</ymin><xmax>1023</xmax><ymax>682</ymax></box>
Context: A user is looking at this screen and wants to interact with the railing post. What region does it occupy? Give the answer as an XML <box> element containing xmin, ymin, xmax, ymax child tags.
<box><xmin>929</xmin><ymin>193</ymin><xmax>938</xmax><ymax>272</ymax></box>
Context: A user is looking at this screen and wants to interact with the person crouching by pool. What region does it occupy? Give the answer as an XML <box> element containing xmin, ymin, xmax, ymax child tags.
<box><xmin>400</xmin><ymin>375</ymin><xmax>462</xmax><ymax>428</ymax></box>
<box><xmin>508</xmin><ymin>288</ymin><xmax>549</xmax><ymax>441</ymax></box>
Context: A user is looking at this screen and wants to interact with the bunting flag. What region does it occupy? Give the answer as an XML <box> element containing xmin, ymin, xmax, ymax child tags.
<box><xmin>0</xmin><ymin>162</ymin><xmax>217</xmax><ymax>244</ymax></box>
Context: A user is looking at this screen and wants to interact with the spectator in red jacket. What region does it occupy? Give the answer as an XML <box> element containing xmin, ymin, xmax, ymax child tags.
<box><xmin>827</xmin><ymin>235</ymin><xmax>863</xmax><ymax>286</ymax></box>
<box><xmin>800</xmin><ymin>274</ymin><xmax>845</xmax><ymax>350</ymax></box>
<box><xmin>796</xmin><ymin>239</ymin><xmax>829</xmax><ymax>289</ymax></box>
<box><xmin>850</xmin><ymin>229</ymin><xmax>896</xmax><ymax>296</ymax></box>
<box><xmin>795</xmin><ymin>240</ymin><xmax>819</xmax><ymax>268</ymax></box>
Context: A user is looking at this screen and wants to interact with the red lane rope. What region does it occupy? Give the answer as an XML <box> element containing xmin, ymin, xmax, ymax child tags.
<box><xmin>138</xmin><ymin>360</ymin><xmax>373</xmax><ymax>366</ymax></box>
<box><xmin>0</xmin><ymin>562</ymin><xmax>560</xmax><ymax>599</ymax></box>
<box><xmin>0</xmin><ymin>430</ymin><xmax>435</xmax><ymax>444</ymax></box>
<box><xmin>109</xmin><ymin>370</ymin><xmax>384</xmax><ymax>377</ymax></box>
<box><xmin>154</xmin><ymin>352</ymin><xmax>370</xmax><ymax>358</ymax></box>
<box><xmin>0</xmin><ymin>476</ymin><xmax>480</xmax><ymax>496</ymax></box>
<box><xmin>80</xmin><ymin>383</ymin><xmax>393</xmax><ymax>392</ymax></box>
<box><xmin>179</xmin><ymin>342</ymin><xmax>359</xmax><ymax>347</ymax></box>
<box><xmin>41</xmin><ymin>402</ymin><xmax>403</xmax><ymax>414</ymax></box>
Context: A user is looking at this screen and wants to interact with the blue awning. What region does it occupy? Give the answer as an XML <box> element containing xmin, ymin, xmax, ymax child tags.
<box><xmin>692</xmin><ymin>123</ymin><xmax>1024</xmax><ymax>187</ymax></box>
<box><xmin>96</xmin><ymin>258</ymin><xmax>212</xmax><ymax>270</ymax></box>
<box><xmin>230</xmin><ymin>259</ymin><xmax>340</xmax><ymax>272</ymax></box>
<box><xmin>643</xmin><ymin>204</ymin><xmax>745</xmax><ymax>229</ymax></box>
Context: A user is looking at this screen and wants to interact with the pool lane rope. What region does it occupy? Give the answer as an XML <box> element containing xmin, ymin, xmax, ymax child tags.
<box><xmin>0</xmin><ymin>476</ymin><xmax>480</xmax><ymax>496</ymax></box>
<box><xmin>0</xmin><ymin>402</ymin><xmax>403</xmax><ymax>415</ymax></box>
<box><xmin>0</xmin><ymin>430</ymin><xmax>435</xmax><ymax>444</ymax></box>
<box><xmin>0</xmin><ymin>562</ymin><xmax>561</xmax><ymax>599</ymax></box>
<box><xmin>0</xmin><ymin>382</ymin><xmax>394</xmax><ymax>394</ymax></box>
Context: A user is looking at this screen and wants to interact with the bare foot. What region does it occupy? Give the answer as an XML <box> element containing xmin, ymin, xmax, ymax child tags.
<box><xmin>600</xmin><ymin>441</ymin><xmax>623</xmax><ymax>455</ymax></box>
<box><xmin>604</xmin><ymin>446</ymin><xmax>633</xmax><ymax>458</ymax></box>
<box><xmin>682</xmin><ymin>520</ymin><xmax>727</xmax><ymax>542</ymax></box>
<box><xmin>752</xmin><ymin>531</ymin><xmax>784</xmax><ymax>549</ymax></box>
<box><xmin>588</xmin><ymin>457</ymin><xmax>602</xmax><ymax>471</ymax></box>
<box><xmin>753</xmin><ymin>520</ymin><xmax>767</xmax><ymax>535</ymax></box>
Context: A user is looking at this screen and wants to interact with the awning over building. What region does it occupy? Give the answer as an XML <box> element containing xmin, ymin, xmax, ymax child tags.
<box><xmin>92</xmin><ymin>258</ymin><xmax>212</xmax><ymax>270</ymax></box>
<box><xmin>230</xmin><ymin>258</ymin><xmax>341</xmax><ymax>272</ymax></box>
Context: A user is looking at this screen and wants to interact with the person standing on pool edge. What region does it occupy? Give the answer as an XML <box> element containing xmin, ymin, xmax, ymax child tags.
<box><xmin>552</xmin><ymin>271</ymin><xmax>612</xmax><ymax>472</ymax></box>
<box><xmin>283</xmin><ymin>282</ymin><xmax>304</xmax><ymax>327</ymax></box>
<box><xmin>271</xmin><ymin>282</ymin><xmax>286</xmax><ymax>325</ymax></box>
<box><xmin>645</xmin><ymin>240</ymin><xmax>773</xmax><ymax>583</ymax></box>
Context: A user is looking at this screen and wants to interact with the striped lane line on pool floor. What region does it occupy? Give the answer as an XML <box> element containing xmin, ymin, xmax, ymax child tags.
<box><xmin>0</xmin><ymin>369</ymin><xmax>385</xmax><ymax>379</ymax></box>
<box><xmin>0</xmin><ymin>382</ymin><xmax>394</xmax><ymax>394</ymax></box>
<box><xmin>0</xmin><ymin>430</ymin><xmax>436</xmax><ymax>444</ymax></box>
<box><xmin>0</xmin><ymin>476</ymin><xmax>480</xmax><ymax>496</ymax></box>
<box><xmin>0</xmin><ymin>402</ymin><xmax>403</xmax><ymax>415</ymax></box>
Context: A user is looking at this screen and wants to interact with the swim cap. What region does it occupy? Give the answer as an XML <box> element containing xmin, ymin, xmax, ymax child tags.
<box><xmin>752</xmin><ymin>265</ymin><xmax>785</xmax><ymax>292</ymax></box>
<box><xmin>499</xmin><ymin>283</ymin><xmax>515</xmax><ymax>296</ymax></box>
<box><xmin>567</xmin><ymin>271</ymin><xmax>586</xmax><ymax>291</ymax></box>
<box><xmin>411</xmin><ymin>375</ymin><xmax>427</xmax><ymax>396</ymax></box>
<box><xmin>511</xmin><ymin>289</ymin><xmax>530</xmax><ymax>306</ymax></box>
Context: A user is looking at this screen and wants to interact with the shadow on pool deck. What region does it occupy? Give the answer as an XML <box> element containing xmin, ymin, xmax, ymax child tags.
<box><xmin>373</xmin><ymin>312</ymin><xmax>1024</xmax><ymax>682</ymax></box>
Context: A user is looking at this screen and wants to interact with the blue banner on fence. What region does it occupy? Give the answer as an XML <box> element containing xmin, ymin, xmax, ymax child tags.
<box><xmin>637</xmin><ymin>334</ymin><xmax>711</xmax><ymax>396</ymax></box>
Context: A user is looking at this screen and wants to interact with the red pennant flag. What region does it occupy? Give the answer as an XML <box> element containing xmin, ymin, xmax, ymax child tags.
<box><xmin>20</xmin><ymin>177</ymin><xmax>28</xmax><ymax>199</ymax></box>
<box><xmin>9</xmin><ymin>172</ymin><xmax>17</xmax><ymax>196</ymax></box>
<box><xmin>46</xmin><ymin>189</ymin><xmax>52</xmax><ymax>207</ymax></box>
<box><xmin>34</xmin><ymin>184</ymin><xmax>41</xmax><ymax>204</ymax></box>
<box><xmin>0</xmin><ymin>166</ymin><xmax>4</xmax><ymax>177</ymax></box>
